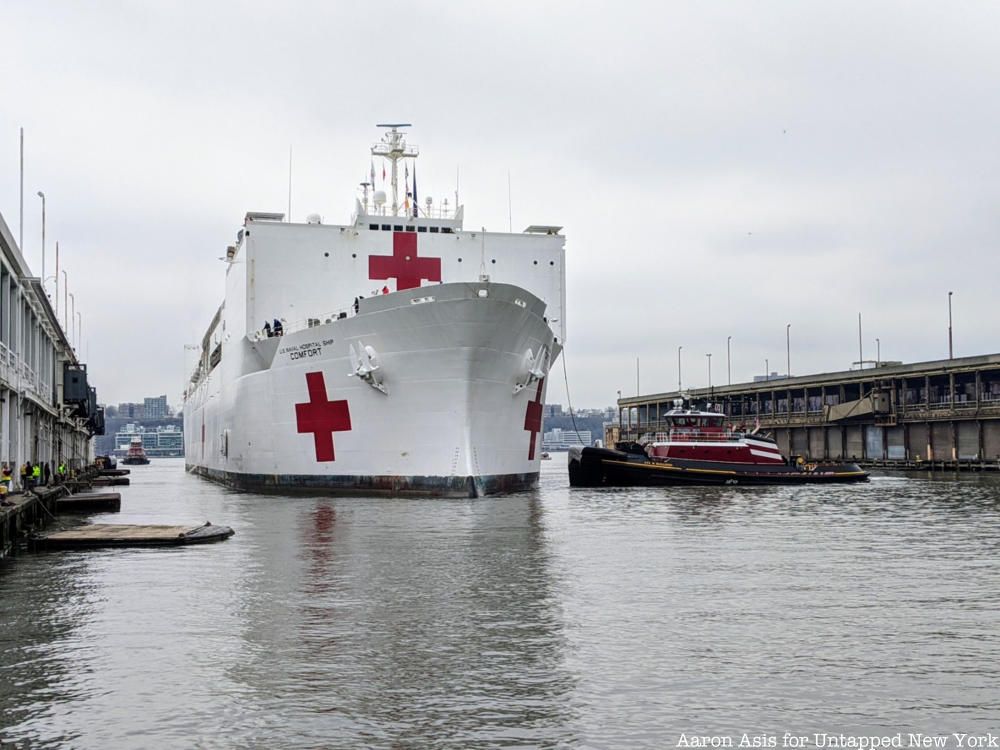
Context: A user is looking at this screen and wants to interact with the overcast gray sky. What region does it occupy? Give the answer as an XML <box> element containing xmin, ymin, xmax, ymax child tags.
<box><xmin>3</xmin><ymin>1</ymin><xmax>999</xmax><ymax>410</ymax></box>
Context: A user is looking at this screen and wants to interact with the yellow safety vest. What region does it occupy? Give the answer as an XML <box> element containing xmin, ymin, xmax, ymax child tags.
<box><xmin>32</xmin><ymin>465</ymin><xmax>40</xmax><ymax>479</ymax></box>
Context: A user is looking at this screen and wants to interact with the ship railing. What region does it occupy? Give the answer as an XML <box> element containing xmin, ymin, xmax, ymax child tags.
<box><xmin>359</xmin><ymin>202</ymin><xmax>456</xmax><ymax>220</ymax></box>
<box><xmin>620</xmin><ymin>426</ymin><xmax>746</xmax><ymax>443</ymax></box>
<box><xmin>252</xmin><ymin>299</ymin><xmax>382</xmax><ymax>341</ymax></box>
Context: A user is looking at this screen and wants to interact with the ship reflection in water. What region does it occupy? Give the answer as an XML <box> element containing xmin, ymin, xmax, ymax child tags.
<box><xmin>2</xmin><ymin>460</ymin><xmax>1000</xmax><ymax>747</ymax></box>
<box><xmin>221</xmin><ymin>490</ymin><xmax>576</xmax><ymax>746</ymax></box>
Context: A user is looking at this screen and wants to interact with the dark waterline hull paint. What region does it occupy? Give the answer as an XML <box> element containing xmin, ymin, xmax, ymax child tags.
<box><xmin>187</xmin><ymin>464</ymin><xmax>540</xmax><ymax>498</ymax></box>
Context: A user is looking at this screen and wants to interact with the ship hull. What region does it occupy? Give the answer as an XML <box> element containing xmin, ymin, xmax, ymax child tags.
<box><xmin>184</xmin><ymin>282</ymin><xmax>558</xmax><ymax>498</ymax></box>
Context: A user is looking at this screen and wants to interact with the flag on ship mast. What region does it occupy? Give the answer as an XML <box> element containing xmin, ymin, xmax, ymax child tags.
<box><xmin>412</xmin><ymin>162</ymin><xmax>418</xmax><ymax>217</ymax></box>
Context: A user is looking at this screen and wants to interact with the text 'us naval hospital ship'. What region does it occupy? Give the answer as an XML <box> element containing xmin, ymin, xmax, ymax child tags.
<box><xmin>183</xmin><ymin>125</ymin><xmax>566</xmax><ymax>497</ymax></box>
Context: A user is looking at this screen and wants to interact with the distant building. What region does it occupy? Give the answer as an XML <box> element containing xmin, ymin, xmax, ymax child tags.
<box><xmin>144</xmin><ymin>395</ymin><xmax>168</xmax><ymax>419</ymax></box>
<box><xmin>543</xmin><ymin>403</ymin><xmax>563</xmax><ymax>417</ymax></box>
<box><xmin>753</xmin><ymin>372</ymin><xmax>787</xmax><ymax>382</ymax></box>
<box><xmin>541</xmin><ymin>428</ymin><xmax>591</xmax><ymax>451</ymax></box>
<box><xmin>113</xmin><ymin>423</ymin><xmax>184</xmax><ymax>457</ymax></box>
<box><xmin>118</xmin><ymin>402</ymin><xmax>145</xmax><ymax>419</ymax></box>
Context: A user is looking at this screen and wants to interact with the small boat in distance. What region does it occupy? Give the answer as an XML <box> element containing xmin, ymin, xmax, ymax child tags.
<box><xmin>569</xmin><ymin>402</ymin><xmax>868</xmax><ymax>487</ymax></box>
<box><xmin>122</xmin><ymin>436</ymin><xmax>151</xmax><ymax>466</ymax></box>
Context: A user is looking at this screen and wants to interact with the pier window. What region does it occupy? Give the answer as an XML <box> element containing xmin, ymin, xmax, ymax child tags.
<box><xmin>984</xmin><ymin>373</ymin><xmax>1000</xmax><ymax>402</ymax></box>
<box><xmin>928</xmin><ymin>380</ymin><xmax>946</xmax><ymax>405</ymax></box>
<box><xmin>954</xmin><ymin>377</ymin><xmax>975</xmax><ymax>404</ymax></box>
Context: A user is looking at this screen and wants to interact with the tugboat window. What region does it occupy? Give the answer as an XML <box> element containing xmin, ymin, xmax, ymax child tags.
<box><xmin>393</xmin><ymin>225</ymin><xmax>403</xmax><ymax>232</ymax></box>
<box><xmin>429</xmin><ymin>227</ymin><xmax>440</xmax><ymax>233</ymax></box>
<box><xmin>381</xmin><ymin>224</ymin><xmax>391</xmax><ymax>231</ymax></box>
<box><xmin>369</xmin><ymin>224</ymin><xmax>378</xmax><ymax>230</ymax></box>
<box><xmin>417</xmin><ymin>226</ymin><xmax>427</xmax><ymax>232</ymax></box>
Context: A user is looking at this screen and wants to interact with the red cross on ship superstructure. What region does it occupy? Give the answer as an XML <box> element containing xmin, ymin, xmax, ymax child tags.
<box><xmin>369</xmin><ymin>232</ymin><xmax>442</xmax><ymax>291</ymax></box>
<box><xmin>523</xmin><ymin>379</ymin><xmax>545</xmax><ymax>461</ymax></box>
<box><xmin>295</xmin><ymin>372</ymin><xmax>352</xmax><ymax>462</ymax></box>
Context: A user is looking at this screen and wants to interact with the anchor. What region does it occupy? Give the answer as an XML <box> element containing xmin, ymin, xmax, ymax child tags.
<box><xmin>348</xmin><ymin>340</ymin><xmax>388</xmax><ymax>395</ymax></box>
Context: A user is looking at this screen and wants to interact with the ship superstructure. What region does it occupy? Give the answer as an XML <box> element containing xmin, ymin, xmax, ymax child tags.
<box><xmin>183</xmin><ymin>126</ymin><xmax>566</xmax><ymax>496</ymax></box>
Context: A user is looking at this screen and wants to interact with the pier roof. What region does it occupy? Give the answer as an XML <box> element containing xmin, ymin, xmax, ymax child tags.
<box><xmin>620</xmin><ymin>352</ymin><xmax>1000</xmax><ymax>407</ymax></box>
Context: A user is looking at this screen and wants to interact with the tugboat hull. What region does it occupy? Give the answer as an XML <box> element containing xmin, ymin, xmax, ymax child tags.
<box><xmin>569</xmin><ymin>446</ymin><xmax>869</xmax><ymax>487</ymax></box>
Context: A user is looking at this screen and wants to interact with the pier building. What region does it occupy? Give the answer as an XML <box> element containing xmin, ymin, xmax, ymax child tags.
<box><xmin>613</xmin><ymin>354</ymin><xmax>1000</xmax><ymax>469</ymax></box>
<box><xmin>0</xmin><ymin>212</ymin><xmax>99</xmax><ymax>478</ymax></box>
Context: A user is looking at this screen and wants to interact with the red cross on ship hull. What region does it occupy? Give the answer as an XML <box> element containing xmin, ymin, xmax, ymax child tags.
<box><xmin>369</xmin><ymin>231</ymin><xmax>442</xmax><ymax>291</ymax></box>
<box><xmin>523</xmin><ymin>378</ymin><xmax>545</xmax><ymax>461</ymax></box>
<box><xmin>295</xmin><ymin>372</ymin><xmax>352</xmax><ymax>462</ymax></box>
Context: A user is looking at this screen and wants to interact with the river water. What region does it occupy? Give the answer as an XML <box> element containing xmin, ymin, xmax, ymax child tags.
<box><xmin>1</xmin><ymin>459</ymin><xmax>998</xmax><ymax>748</ymax></box>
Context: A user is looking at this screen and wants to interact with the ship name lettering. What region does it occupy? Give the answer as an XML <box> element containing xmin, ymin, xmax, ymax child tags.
<box><xmin>290</xmin><ymin>347</ymin><xmax>322</xmax><ymax>360</ymax></box>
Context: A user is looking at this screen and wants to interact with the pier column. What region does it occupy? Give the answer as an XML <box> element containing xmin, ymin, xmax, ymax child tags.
<box><xmin>979</xmin><ymin>420</ymin><xmax>984</xmax><ymax>466</ymax></box>
<box><xmin>0</xmin><ymin>389</ymin><xmax>7</xmax><ymax>463</ymax></box>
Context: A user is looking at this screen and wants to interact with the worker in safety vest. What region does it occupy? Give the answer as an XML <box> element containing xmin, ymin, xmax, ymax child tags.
<box><xmin>58</xmin><ymin>462</ymin><xmax>67</xmax><ymax>479</ymax></box>
<box><xmin>31</xmin><ymin>463</ymin><xmax>41</xmax><ymax>489</ymax></box>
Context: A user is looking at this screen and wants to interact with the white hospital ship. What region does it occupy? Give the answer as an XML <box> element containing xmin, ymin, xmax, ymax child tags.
<box><xmin>183</xmin><ymin>125</ymin><xmax>566</xmax><ymax>496</ymax></box>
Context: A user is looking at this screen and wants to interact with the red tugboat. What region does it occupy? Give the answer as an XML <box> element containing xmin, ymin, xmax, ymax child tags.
<box><xmin>122</xmin><ymin>436</ymin><xmax>151</xmax><ymax>466</ymax></box>
<box><xmin>569</xmin><ymin>403</ymin><xmax>868</xmax><ymax>487</ymax></box>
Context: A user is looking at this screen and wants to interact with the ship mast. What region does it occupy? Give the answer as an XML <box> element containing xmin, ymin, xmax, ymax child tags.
<box><xmin>372</xmin><ymin>123</ymin><xmax>418</xmax><ymax>216</ymax></box>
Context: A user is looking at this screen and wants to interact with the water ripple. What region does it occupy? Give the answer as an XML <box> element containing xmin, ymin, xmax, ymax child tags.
<box><xmin>0</xmin><ymin>460</ymin><xmax>998</xmax><ymax>747</ymax></box>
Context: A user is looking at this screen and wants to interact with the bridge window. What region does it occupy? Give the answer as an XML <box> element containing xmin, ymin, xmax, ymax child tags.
<box><xmin>381</xmin><ymin>224</ymin><xmax>391</xmax><ymax>231</ymax></box>
<box><xmin>441</xmin><ymin>228</ymin><xmax>453</xmax><ymax>234</ymax></box>
<box><xmin>393</xmin><ymin>225</ymin><xmax>403</xmax><ymax>232</ymax></box>
<box><xmin>369</xmin><ymin>224</ymin><xmax>379</xmax><ymax>230</ymax></box>
<box><xmin>429</xmin><ymin>227</ymin><xmax>440</xmax><ymax>233</ymax></box>
<box><xmin>405</xmin><ymin>226</ymin><xmax>416</xmax><ymax>232</ymax></box>
<box><xmin>417</xmin><ymin>226</ymin><xmax>427</xmax><ymax>232</ymax></box>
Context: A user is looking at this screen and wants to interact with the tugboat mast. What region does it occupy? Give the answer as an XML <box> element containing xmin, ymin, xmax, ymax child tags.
<box><xmin>372</xmin><ymin>123</ymin><xmax>418</xmax><ymax>216</ymax></box>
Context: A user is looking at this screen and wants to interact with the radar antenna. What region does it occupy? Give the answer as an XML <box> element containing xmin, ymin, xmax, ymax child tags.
<box><xmin>371</xmin><ymin>124</ymin><xmax>418</xmax><ymax>217</ymax></box>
